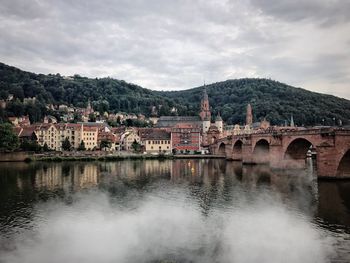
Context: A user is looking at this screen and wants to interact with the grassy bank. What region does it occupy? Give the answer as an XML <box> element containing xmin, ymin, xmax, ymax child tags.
<box><xmin>24</xmin><ymin>154</ymin><xmax>224</xmax><ymax>162</ymax></box>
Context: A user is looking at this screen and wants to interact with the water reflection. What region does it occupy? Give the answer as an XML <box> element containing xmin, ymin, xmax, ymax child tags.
<box><xmin>0</xmin><ymin>160</ymin><xmax>349</xmax><ymax>262</ymax></box>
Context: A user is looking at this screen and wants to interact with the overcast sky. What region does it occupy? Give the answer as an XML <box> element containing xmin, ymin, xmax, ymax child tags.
<box><xmin>0</xmin><ymin>0</ymin><xmax>349</xmax><ymax>98</ymax></box>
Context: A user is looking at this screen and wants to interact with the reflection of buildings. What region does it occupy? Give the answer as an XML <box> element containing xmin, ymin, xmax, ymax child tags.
<box><xmin>35</xmin><ymin>164</ymin><xmax>63</xmax><ymax>190</ymax></box>
<box><xmin>4</xmin><ymin>161</ymin><xmax>350</xmax><ymax>236</ymax></box>
<box><xmin>100</xmin><ymin>160</ymin><xmax>172</xmax><ymax>180</ymax></box>
<box><xmin>35</xmin><ymin>163</ymin><xmax>99</xmax><ymax>191</ymax></box>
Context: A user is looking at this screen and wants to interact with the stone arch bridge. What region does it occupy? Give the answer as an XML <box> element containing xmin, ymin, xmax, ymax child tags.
<box><xmin>210</xmin><ymin>128</ymin><xmax>350</xmax><ymax>179</ymax></box>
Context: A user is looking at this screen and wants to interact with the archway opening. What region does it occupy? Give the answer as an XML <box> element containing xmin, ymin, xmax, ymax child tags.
<box><xmin>284</xmin><ymin>138</ymin><xmax>315</xmax><ymax>169</ymax></box>
<box><xmin>218</xmin><ymin>143</ymin><xmax>226</xmax><ymax>156</ymax></box>
<box><xmin>337</xmin><ymin>150</ymin><xmax>350</xmax><ymax>177</ymax></box>
<box><xmin>253</xmin><ymin>139</ymin><xmax>270</xmax><ymax>164</ymax></box>
<box><xmin>232</xmin><ymin>140</ymin><xmax>243</xmax><ymax>160</ymax></box>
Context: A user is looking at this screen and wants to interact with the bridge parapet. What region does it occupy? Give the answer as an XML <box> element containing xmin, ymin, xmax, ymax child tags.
<box><xmin>210</xmin><ymin>127</ymin><xmax>350</xmax><ymax>178</ymax></box>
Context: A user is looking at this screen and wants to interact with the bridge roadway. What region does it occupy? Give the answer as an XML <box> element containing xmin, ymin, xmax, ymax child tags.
<box><xmin>209</xmin><ymin>127</ymin><xmax>350</xmax><ymax>179</ymax></box>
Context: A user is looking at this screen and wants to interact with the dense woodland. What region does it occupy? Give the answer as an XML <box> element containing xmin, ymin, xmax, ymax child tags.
<box><xmin>1</xmin><ymin>62</ymin><xmax>350</xmax><ymax>126</ymax></box>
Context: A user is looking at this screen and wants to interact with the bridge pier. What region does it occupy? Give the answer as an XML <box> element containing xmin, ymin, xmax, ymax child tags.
<box><xmin>242</xmin><ymin>144</ymin><xmax>253</xmax><ymax>164</ymax></box>
<box><xmin>225</xmin><ymin>144</ymin><xmax>233</xmax><ymax>160</ymax></box>
<box><xmin>316</xmin><ymin>144</ymin><xmax>339</xmax><ymax>178</ymax></box>
<box><xmin>269</xmin><ymin>145</ymin><xmax>284</xmax><ymax>169</ymax></box>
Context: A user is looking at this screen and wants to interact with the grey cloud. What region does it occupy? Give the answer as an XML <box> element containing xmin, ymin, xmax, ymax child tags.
<box><xmin>0</xmin><ymin>0</ymin><xmax>349</xmax><ymax>99</ymax></box>
<box><xmin>249</xmin><ymin>0</ymin><xmax>350</xmax><ymax>27</ymax></box>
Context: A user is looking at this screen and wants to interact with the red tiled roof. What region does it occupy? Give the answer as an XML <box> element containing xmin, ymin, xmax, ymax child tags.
<box><xmin>83</xmin><ymin>126</ymin><xmax>98</xmax><ymax>132</ymax></box>
<box><xmin>20</xmin><ymin>126</ymin><xmax>36</xmax><ymax>137</ymax></box>
<box><xmin>144</xmin><ymin>130</ymin><xmax>171</xmax><ymax>140</ymax></box>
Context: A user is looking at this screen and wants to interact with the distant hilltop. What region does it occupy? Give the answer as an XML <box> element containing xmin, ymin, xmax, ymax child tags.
<box><xmin>1</xmin><ymin>62</ymin><xmax>350</xmax><ymax>126</ymax></box>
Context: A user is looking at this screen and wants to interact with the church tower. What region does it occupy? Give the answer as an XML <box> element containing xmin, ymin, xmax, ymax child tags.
<box><xmin>199</xmin><ymin>88</ymin><xmax>211</xmax><ymax>133</ymax></box>
<box><xmin>199</xmin><ymin>88</ymin><xmax>211</xmax><ymax>121</ymax></box>
<box><xmin>246</xmin><ymin>103</ymin><xmax>253</xmax><ymax>126</ymax></box>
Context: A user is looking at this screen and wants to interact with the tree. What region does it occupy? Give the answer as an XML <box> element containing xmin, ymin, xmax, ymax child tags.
<box><xmin>100</xmin><ymin>140</ymin><xmax>111</xmax><ymax>151</ymax></box>
<box><xmin>88</xmin><ymin>113</ymin><xmax>96</xmax><ymax>122</ymax></box>
<box><xmin>0</xmin><ymin>123</ymin><xmax>19</xmax><ymax>152</ymax></box>
<box><xmin>43</xmin><ymin>142</ymin><xmax>50</xmax><ymax>152</ymax></box>
<box><xmin>77</xmin><ymin>140</ymin><xmax>86</xmax><ymax>151</ymax></box>
<box><xmin>62</xmin><ymin>137</ymin><xmax>72</xmax><ymax>151</ymax></box>
<box><xmin>131</xmin><ymin>139</ymin><xmax>141</xmax><ymax>152</ymax></box>
<box><xmin>73</xmin><ymin>112</ymin><xmax>83</xmax><ymax>123</ymax></box>
<box><xmin>116</xmin><ymin>116</ymin><xmax>121</xmax><ymax>125</ymax></box>
<box><xmin>20</xmin><ymin>139</ymin><xmax>41</xmax><ymax>152</ymax></box>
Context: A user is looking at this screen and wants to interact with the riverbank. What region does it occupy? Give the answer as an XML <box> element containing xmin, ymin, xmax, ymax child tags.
<box><xmin>0</xmin><ymin>151</ymin><xmax>224</xmax><ymax>162</ymax></box>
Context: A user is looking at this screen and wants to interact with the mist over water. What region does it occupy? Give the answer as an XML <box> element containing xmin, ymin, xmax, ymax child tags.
<box><xmin>0</xmin><ymin>160</ymin><xmax>349</xmax><ymax>263</ymax></box>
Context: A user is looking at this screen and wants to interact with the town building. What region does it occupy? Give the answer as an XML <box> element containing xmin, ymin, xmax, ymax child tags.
<box><xmin>171</xmin><ymin>124</ymin><xmax>201</xmax><ymax>153</ymax></box>
<box><xmin>155</xmin><ymin>86</ymin><xmax>225</xmax><ymax>150</ymax></box>
<box><xmin>0</xmin><ymin>100</ymin><xmax>6</xmax><ymax>109</ymax></box>
<box><xmin>97</xmin><ymin>131</ymin><xmax>119</xmax><ymax>151</ymax></box>
<box><xmin>120</xmin><ymin>129</ymin><xmax>141</xmax><ymax>151</ymax></box>
<box><xmin>43</xmin><ymin>115</ymin><xmax>58</xmax><ymax>124</ymax></box>
<box><xmin>81</xmin><ymin>126</ymin><xmax>98</xmax><ymax>150</ymax></box>
<box><xmin>35</xmin><ymin>124</ymin><xmax>60</xmax><ymax>150</ymax></box>
<box><xmin>8</xmin><ymin>116</ymin><xmax>31</xmax><ymax>127</ymax></box>
<box><xmin>156</xmin><ymin>116</ymin><xmax>202</xmax><ymax>130</ymax></box>
<box><xmin>144</xmin><ymin>130</ymin><xmax>171</xmax><ymax>154</ymax></box>
<box><xmin>17</xmin><ymin>126</ymin><xmax>38</xmax><ymax>144</ymax></box>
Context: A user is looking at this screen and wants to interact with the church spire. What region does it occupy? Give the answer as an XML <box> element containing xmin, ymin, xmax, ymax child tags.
<box><xmin>290</xmin><ymin>114</ymin><xmax>295</xmax><ymax>127</ymax></box>
<box><xmin>203</xmin><ymin>87</ymin><xmax>208</xmax><ymax>101</ymax></box>
<box><xmin>199</xmin><ymin>86</ymin><xmax>211</xmax><ymax>121</ymax></box>
<box><xmin>246</xmin><ymin>103</ymin><xmax>253</xmax><ymax>126</ymax></box>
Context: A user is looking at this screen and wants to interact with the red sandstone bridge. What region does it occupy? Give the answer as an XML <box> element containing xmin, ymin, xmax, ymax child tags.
<box><xmin>209</xmin><ymin>127</ymin><xmax>350</xmax><ymax>179</ymax></box>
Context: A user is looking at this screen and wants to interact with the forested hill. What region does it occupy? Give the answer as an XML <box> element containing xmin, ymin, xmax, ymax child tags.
<box><xmin>158</xmin><ymin>79</ymin><xmax>350</xmax><ymax>126</ymax></box>
<box><xmin>1</xmin><ymin>62</ymin><xmax>350</xmax><ymax>126</ymax></box>
<box><xmin>0</xmin><ymin>62</ymin><xmax>177</xmax><ymax>122</ymax></box>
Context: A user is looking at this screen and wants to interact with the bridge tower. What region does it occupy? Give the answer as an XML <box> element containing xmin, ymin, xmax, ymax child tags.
<box><xmin>246</xmin><ymin>104</ymin><xmax>253</xmax><ymax>126</ymax></box>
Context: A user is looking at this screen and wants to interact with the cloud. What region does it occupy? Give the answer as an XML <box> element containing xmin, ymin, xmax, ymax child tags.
<box><xmin>0</xmin><ymin>0</ymin><xmax>349</xmax><ymax>99</ymax></box>
<box><xmin>249</xmin><ymin>0</ymin><xmax>350</xmax><ymax>26</ymax></box>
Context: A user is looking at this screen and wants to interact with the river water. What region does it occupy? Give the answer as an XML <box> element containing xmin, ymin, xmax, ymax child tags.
<box><xmin>0</xmin><ymin>159</ymin><xmax>349</xmax><ymax>263</ymax></box>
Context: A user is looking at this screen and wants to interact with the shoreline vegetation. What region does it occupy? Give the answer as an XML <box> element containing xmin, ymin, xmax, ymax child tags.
<box><xmin>0</xmin><ymin>151</ymin><xmax>224</xmax><ymax>162</ymax></box>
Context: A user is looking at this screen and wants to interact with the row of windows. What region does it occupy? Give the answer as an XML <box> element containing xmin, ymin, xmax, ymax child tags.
<box><xmin>83</xmin><ymin>137</ymin><xmax>95</xmax><ymax>141</ymax></box>
<box><xmin>150</xmin><ymin>146</ymin><xmax>170</xmax><ymax>150</ymax></box>
<box><xmin>83</xmin><ymin>132</ymin><xmax>96</xmax><ymax>136</ymax></box>
<box><xmin>172</xmin><ymin>129</ymin><xmax>200</xmax><ymax>132</ymax></box>
<box><xmin>148</xmin><ymin>140</ymin><xmax>170</xmax><ymax>145</ymax></box>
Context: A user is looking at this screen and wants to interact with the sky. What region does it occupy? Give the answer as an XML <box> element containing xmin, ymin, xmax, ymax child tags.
<box><xmin>0</xmin><ymin>0</ymin><xmax>350</xmax><ymax>99</ymax></box>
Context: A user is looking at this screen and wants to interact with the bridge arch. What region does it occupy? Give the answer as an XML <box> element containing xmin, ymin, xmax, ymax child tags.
<box><xmin>232</xmin><ymin>140</ymin><xmax>243</xmax><ymax>160</ymax></box>
<box><xmin>252</xmin><ymin>139</ymin><xmax>270</xmax><ymax>163</ymax></box>
<box><xmin>284</xmin><ymin>138</ymin><xmax>314</xmax><ymax>160</ymax></box>
<box><xmin>337</xmin><ymin>149</ymin><xmax>350</xmax><ymax>177</ymax></box>
<box><xmin>284</xmin><ymin>138</ymin><xmax>315</xmax><ymax>169</ymax></box>
<box><xmin>218</xmin><ymin>142</ymin><xmax>226</xmax><ymax>156</ymax></box>
<box><xmin>253</xmin><ymin>139</ymin><xmax>270</xmax><ymax>155</ymax></box>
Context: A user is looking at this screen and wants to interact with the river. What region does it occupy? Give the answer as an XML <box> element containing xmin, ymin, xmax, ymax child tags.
<box><xmin>0</xmin><ymin>159</ymin><xmax>350</xmax><ymax>263</ymax></box>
